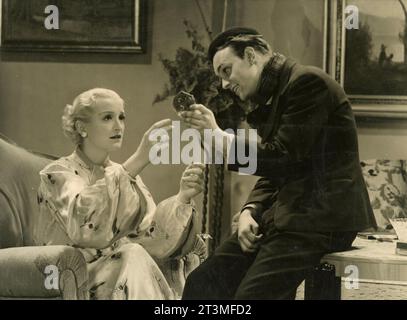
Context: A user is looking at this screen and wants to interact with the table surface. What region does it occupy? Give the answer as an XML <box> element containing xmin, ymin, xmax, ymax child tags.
<box><xmin>322</xmin><ymin>237</ymin><xmax>407</xmax><ymax>282</ymax></box>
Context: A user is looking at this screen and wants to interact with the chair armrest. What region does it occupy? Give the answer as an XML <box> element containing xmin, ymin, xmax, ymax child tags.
<box><xmin>158</xmin><ymin>253</ymin><xmax>202</xmax><ymax>299</ymax></box>
<box><xmin>0</xmin><ymin>245</ymin><xmax>88</xmax><ymax>300</ymax></box>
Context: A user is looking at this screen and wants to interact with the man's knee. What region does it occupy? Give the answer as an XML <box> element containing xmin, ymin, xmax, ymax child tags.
<box><xmin>182</xmin><ymin>264</ymin><xmax>209</xmax><ymax>299</ymax></box>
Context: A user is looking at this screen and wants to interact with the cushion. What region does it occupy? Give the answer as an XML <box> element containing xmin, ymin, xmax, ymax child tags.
<box><xmin>361</xmin><ymin>160</ymin><xmax>407</xmax><ymax>231</ymax></box>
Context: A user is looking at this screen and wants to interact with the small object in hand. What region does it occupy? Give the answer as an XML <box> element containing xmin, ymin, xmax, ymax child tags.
<box><xmin>173</xmin><ymin>91</ymin><xmax>196</xmax><ymax>113</ymax></box>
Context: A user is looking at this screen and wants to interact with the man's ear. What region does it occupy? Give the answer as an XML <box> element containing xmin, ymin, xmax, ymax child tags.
<box><xmin>244</xmin><ymin>47</ymin><xmax>256</xmax><ymax>65</ymax></box>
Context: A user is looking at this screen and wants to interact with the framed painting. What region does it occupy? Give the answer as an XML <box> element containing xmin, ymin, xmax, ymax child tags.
<box><xmin>327</xmin><ymin>0</ymin><xmax>407</xmax><ymax>118</ymax></box>
<box><xmin>0</xmin><ymin>0</ymin><xmax>147</xmax><ymax>53</ymax></box>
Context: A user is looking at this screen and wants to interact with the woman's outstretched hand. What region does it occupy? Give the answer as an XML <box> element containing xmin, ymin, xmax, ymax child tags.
<box><xmin>136</xmin><ymin>119</ymin><xmax>173</xmax><ymax>166</ymax></box>
<box><xmin>123</xmin><ymin>119</ymin><xmax>173</xmax><ymax>177</ymax></box>
<box><xmin>176</xmin><ymin>163</ymin><xmax>205</xmax><ymax>204</ymax></box>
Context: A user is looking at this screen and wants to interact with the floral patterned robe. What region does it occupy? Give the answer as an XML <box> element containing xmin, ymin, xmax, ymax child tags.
<box><xmin>34</xmin><ymin>149</ymin><xmax>198</xmax><ymax>300</ymax></box>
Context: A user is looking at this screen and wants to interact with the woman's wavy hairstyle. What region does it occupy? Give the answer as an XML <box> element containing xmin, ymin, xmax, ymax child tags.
<box><xmin>62</xmin><ymin>88</ymin><xmax>124</xmax><ymax>145</ymax></box>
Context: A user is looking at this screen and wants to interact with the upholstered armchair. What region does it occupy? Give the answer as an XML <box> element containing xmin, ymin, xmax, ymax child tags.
<box><xmin>0</xmin><ymin>134</ymin><xmax>89</xmax><ymax>299</ymax></box>
<box><xmin>0</xmin><ymin>134</ymin><xmax>204</xmax><ymax>300</ymax></box>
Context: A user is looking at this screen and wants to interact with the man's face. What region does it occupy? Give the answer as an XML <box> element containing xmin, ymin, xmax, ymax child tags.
<box><xmin>213</xmin><ymin>46</ymin><xmax>260</xmax><ymax>102</ymax></box>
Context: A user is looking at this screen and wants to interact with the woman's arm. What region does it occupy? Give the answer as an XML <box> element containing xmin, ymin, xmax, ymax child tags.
<box><xmin>134</xmin><ymin>164</ymin><xmax>205</xmax><ymax>259</ymax></box>
<box><xmin>122</xmin><ymin>119</ymin><xmax>173</xmax><ymax>177</ymax></box>
<box><xmin>176</xmin><ymin>164</ymin><xmax>205</xmax><ymax>204</ymax></box>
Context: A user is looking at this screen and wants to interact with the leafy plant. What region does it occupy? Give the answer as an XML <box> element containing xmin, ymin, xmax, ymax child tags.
<box><xmin>153</xmin><ymin>20</ymin><xmax>246</xmax><ymax>130</ymax></box>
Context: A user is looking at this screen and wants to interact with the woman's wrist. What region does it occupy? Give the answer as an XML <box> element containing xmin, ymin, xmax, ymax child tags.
<box><xmin>176</xmin><ymin>192</ymin><xmax>191</xmax><ymax>204</ymax></box>
<box><xmin>122</xmin><ymin>151</ymin><xmax>148</xmax><ymax>177</ymax></box>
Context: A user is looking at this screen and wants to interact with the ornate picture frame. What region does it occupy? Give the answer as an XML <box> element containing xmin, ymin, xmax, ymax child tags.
<box><xmin>0</xmin><ymin>0</ymin><xmax>147</xmax><ymax>53</ymax></box>
<box><xmin>327</xmin><ymin>0</ymin><xmax>407</xmax><ymax>118</ymax></box>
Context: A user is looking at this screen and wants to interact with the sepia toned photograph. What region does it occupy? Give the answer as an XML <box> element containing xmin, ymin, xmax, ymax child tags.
<box><xmin>1</xmin><ymin>0</ymin><xmax>407</xmax><ymax>306</ymax></box>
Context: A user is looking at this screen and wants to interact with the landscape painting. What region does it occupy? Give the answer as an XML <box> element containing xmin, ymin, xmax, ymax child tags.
<box><xmin>1</xmin><ymin>0</ymin><xmax>146</xmax><ymax>53</ymax></box>
<box><xmin>341</xmin><ymin>0</ymin><xmax>407</xmax><ymax>100</ymax></box>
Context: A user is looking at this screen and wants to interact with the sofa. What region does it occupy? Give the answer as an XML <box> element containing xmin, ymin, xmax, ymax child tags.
<box><xmin>0</xmin><ymin>134</ymin><xmax>203</xmax><ymax>300</ymax></box>
<box><xmin>0</xmin><ymin>134</ymin><xmax>90</xmax><ymax>299</ymax></box>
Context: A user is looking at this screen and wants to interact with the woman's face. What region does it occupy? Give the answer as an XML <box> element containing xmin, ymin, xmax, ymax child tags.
<box><xmin>82</xmin><ymin>96</ymin><xmax>126</xmax><ymax>155</ymax></box>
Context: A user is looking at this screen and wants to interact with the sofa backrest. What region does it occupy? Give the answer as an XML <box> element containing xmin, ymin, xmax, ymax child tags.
<box><xmin>0</xmin><ymin>134</ymin><xmax>55</xmax><ymax>248</ymax></box>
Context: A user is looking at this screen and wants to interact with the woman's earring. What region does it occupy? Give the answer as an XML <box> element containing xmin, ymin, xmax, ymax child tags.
<box><xmin>81</xmin><ymin>132</ymin><xmax>88</xmax><ymax>138</ymax></box>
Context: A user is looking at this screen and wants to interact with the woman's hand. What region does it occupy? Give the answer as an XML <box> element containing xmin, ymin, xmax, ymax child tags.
<box><xmin>123</xmin><ymin>119</ymin><xmax>173</xmax><ymax>177</ymax></box>
<box><xmin>176</xmin><ymin>163</ymin><xmax>205</xmax><ymax>204</ymax></box>
<box><xmin>136</xmin><ymin>119</ymin><xmax>173</xmax><ymax>165</ymax></box>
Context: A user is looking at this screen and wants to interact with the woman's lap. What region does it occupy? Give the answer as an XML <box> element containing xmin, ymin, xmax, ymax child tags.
<box><xmin>84</xmin><ymin>242</ymin><xmax>175</xmax><ymax>300</ymax></box>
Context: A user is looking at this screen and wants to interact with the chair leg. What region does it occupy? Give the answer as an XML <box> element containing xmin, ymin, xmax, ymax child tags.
<box><xmin>304</xmin><ymin>263</ymin><xmax>341</xmax><ymax>300</ymax></box>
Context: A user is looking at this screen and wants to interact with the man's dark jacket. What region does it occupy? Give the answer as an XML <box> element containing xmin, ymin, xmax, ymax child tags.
<box><xmin>230</xmin><ymin>58</ymin><xmax>377</xmax><ymax>232</ymax></box>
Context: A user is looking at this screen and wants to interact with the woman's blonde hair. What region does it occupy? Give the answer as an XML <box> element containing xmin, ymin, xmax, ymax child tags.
<box><xmin>62</xmin><ymin>88</ymin><xmax>124</xmax><ymax>145</ymax></box>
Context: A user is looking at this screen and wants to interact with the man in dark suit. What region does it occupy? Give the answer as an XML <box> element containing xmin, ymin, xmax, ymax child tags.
<box><xmin>180</xmin><ymin>27</ymin><xmax>377</xmax><ymax>299</ymax></box>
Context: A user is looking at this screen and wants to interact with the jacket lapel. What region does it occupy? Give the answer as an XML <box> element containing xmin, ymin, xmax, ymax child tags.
<box><xmin>260</xmin><ymin>59</ymin><xmax>296</xmax><ymax>144</ymax></box>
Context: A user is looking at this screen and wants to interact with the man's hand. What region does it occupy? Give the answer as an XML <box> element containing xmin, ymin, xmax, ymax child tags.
<box><xmin>180</xmin><ymin>104</ymin><xmax>220</xmax><ymax>132</ymax></box>
<box><xmin>238</xmin><ymin>209</ymin><xmax>263</xmax><ymax>253</ymax></box>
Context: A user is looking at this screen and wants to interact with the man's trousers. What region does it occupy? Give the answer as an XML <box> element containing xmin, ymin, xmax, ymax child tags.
<box><xmin>182</xmin><ymin>221</ymin><xmax>356</xmax><ymax>300</ymax></box>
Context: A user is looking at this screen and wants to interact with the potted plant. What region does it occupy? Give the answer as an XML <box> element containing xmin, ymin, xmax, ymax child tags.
<box><xmin>154</xmin><ymin>20</ymin><xmax>247</xmax><ymax>252</ymax></box>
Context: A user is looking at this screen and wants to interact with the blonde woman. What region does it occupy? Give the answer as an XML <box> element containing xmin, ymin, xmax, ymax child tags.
<box><xmin>35</xmin><ymin>88</ymin><xmax>204</xmax><ymax>299</ymax></box>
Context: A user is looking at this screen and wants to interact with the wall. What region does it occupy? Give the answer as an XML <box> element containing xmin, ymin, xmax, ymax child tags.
<box><xmin>0</xmin><ymin>0</ymin><xmax>213</xmax><ymax>203</ymax></box>
<box><xmin>358</xmin><ymin>119</ymin><xmax>407</xmax><ymax>159</ymax></box>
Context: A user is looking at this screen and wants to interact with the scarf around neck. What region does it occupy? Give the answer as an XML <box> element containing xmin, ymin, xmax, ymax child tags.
<box><xmin>250</xmin><ymin>52</ymin><xmax>287</xmax><ymax>106</ymax></box>
<box><xmin>246</xmin><ymin>52</ymin><xmax>287</xmax><ymax>129</ymax></box>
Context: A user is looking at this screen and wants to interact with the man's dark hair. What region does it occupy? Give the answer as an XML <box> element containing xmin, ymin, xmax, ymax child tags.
<box><xmin>208</xmin><ymin>27</ymin><xmax>271</xmax><ymax>62</ymax></box>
